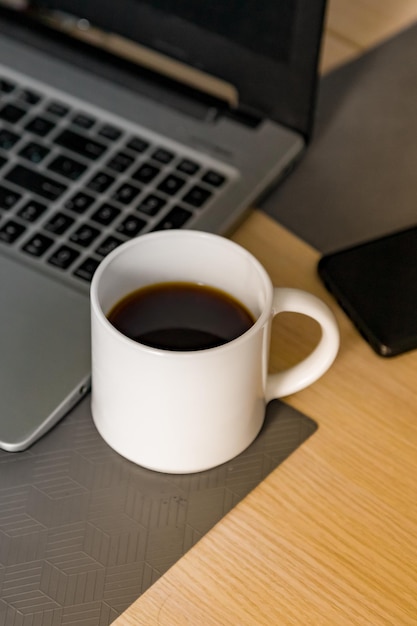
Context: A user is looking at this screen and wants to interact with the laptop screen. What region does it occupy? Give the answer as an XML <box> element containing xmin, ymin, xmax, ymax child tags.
<box><xmin>4</xmin><ymin>0</ymin><xmax>327</xmax><ymax>137</ymax></box>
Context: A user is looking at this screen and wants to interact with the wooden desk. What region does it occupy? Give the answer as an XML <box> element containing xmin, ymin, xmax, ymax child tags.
<box><xmin>115</xmin><ymin>3</ymin><xmax>417</xmax><ymax>624</ymax></box>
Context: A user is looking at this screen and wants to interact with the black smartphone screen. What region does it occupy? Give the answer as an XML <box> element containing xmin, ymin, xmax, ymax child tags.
<box><xmin>318</xmin><ymin>226</ymin><xmax>417</xmax><ymax>356</ymax></box>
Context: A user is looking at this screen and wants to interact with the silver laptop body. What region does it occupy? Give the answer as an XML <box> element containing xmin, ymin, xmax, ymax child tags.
<box><xmin>0</xmin><ymin>0</ymin><xmax>326</xmax><ymax>450</ymax></box>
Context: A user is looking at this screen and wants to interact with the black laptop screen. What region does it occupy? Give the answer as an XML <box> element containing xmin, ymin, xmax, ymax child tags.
<box><xmin>22</xmin><ymin>0</ymin><xmax>326</xmax><ymax>137</ymax></box>
<box><xmin>135</xmin><ymin>0</ymin><xmax>296</xmax><ymax>65</ymax></box>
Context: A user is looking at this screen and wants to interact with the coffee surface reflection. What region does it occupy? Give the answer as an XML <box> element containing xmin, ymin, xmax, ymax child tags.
<box><xmin>107</xmin><ymin>281</ymin><xmax>255</xmax><ymax>351</ymax></box>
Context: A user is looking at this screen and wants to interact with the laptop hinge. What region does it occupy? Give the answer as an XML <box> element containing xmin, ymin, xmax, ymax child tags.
<box><xmin>2</xmin><ymin>2</ymin><xmax>264</xmax><ymax>128</ymax></box>
<box><xmin>223</xmin><ymin>106</ymin><xmax>262</xmax><ymax>129</ymax></box>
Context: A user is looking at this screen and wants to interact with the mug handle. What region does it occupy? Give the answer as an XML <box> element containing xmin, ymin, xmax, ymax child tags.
<box><xmin>266</xmin><ymin>288</ymin><xmax>339</xmax><ymax>401</ymax></box>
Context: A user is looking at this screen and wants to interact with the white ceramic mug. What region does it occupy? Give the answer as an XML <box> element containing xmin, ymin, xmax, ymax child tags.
<box><xmin>90</xmin><ymin>230</ymin><xmax>339</xmax><ymax>473</ymax></box>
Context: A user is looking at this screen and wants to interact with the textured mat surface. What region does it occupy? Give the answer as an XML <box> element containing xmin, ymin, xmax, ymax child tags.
<box><xmin>0</xmin><ymin>398</ymin><xmax>316</xmax><ymax>625</ymax></box>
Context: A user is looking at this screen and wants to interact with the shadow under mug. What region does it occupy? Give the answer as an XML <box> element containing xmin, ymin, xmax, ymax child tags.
<box><xmin>90</xmin><ymin>230</ymin><xmax>339</xmax><ymax>473</ymax></box>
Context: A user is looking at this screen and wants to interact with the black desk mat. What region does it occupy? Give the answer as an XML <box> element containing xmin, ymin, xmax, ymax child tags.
<box><xmin>0</xmin><ymin>399</ymin><xmax>316</xmax><ymax>625</ymax></box>
<box><xmin>263</xmin><ymin>21</ymin><xmax>417</xmax><ymax>253</ymax></box>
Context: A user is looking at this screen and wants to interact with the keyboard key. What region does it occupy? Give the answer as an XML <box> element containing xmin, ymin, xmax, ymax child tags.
<box><xmin>106</xmin><ymin>151</ymin><xmax>134</xmax><ymax>173</ymax></box>
<box><xmin>72</xmin><ymin>113</ymin><xmax>96</xmax><ymax>129</ymax></box>
<box><xmin>48</xmin><ymin>244</ymin><xmax>80</xmax><ymax>269</ymax></box>
<box><xmin>201</xmin><ymin>170</ymin><xmax>226</xmax><ymax>187</ymax></box>
<box><xmin>157</xmin><ymin>173</ymin><xmax>186</xmax><ymax>195</ymax></box>
<box><xmin>54</xmin><ymin>129</ymin><xmax>107</xmax><ymax>160</ymax></box>
<box><xmin>70</xmin><ymin>224</ymin><xmax>100</xmax><ymax>247</ymax></box>
<box><xmin>65</xmin><ymin>191</ymin><xmax>95</xmax><ymax>214</ymax></box>
<box><xmin>182</xmin><ymin>185</ymin><xmax>212</xmax><ymax>208</ymax></box>
<box><xmin>0</xmin><ymin>103</ymin><xmax>26</xmax><ymax>123</ymax></box>
<box><xmin>64</xmin><ymin>191</ymin><xmax>94</xmax><ymax>215</ymax></box>
<box><xmin>0</xmin><ymin>220</ymin><xmax>26</xmax><ymax>243</ymax></box>
<box><xmin>25</xmin><ymin>116</ymin><xmax>55</xmax><ymax>137</ymax></box>
<box><xmin>112</xmin><ymin>182</ymin><xmax>141</xmax><ymax>205</ymax></box>
<box><xmin>87</xmin><ymin>171</ymin><xmax>115</xmax><ymax>193</ymax></box>
<box><xmin>154</xmin><ymin>206</ymin><xmax>192</xmax><ymax>230</ymax></box>
<box><xmin>137</xmin><ymin>193</ymin><xmax>166</xmax><ymax>216</ymax></box>
<box><xmin>116</xmin><ymin>215</ymin><xmax>146</xmax><ymax>237</ymax></box>
<box><xmin>98</xmin><ymin>124</ymin><xmax>122</xmax><ymax>141</ymax></box>
<box><xmin>17</xmin><ymin>200</ymin><xmax>47</xmax><ymax>222</ymax></box>
<box><xmin>22</xmin><ymin>232</ymin><xmax>54</xmax><ymax>256</ymax></box>
<box><xmin>152</xmin><ymin>147</ymin><xmax>175</xmax><ymax>164</ymax></box>
<box><xmin>5</xmin><ymin>165</ymin><xmax>67</xmax><ymax>200</ymax></box>
<box><xmin>95</xmin><ymin>235</ymin><xmax>124</xmax><ymax>257</ymax></box>
<box><xmin>48</xmin><ymin>154</ymin><xmax>87</xmax><ymax>180</ymax></box>
<box><xmin>0</xmin><ymin>128</ymin><xmax>20</xmax><ymax>150</ymax></box>
<box><xmin>0</xmin><ymin>184</ymin><xmax>22</xmax><ymax>210</ymax></box>
<box><xmin>19</xmin><ymin>141</ymin><xmax>50</xmax><ymax>163</ymax></box>
<box><xmin>126</xmin><ymin>136</ymin><xmax>149</xmax><ymax>153</ymax></box>
<box><xmin>177</xmin><ymin>158</ymin><xmax>200</xmax><ymax>175</ymax></box>
<box><xmin>132</xmin><ymin>162</ymin><xmax>160</xmax><ymax>184</ymax></box>
<box><xmin>44</xmin><ymin>212</ymin><xmax>75</xmax><ymax>235</ymax></box>
<box><xmin>19</xmin><ymin>89</ymin><xmax>41</xmax><ymax>106</ymax></box>
<box><xmin>73</xmin><ymin>257</ymin><xmax>101</xmax><ymax>281</ymax></box>
<box><xmin>0</xmin><ymin>78</ymin><xmax>16</xmax><ymax>93</ymax></box>
<box><xmin>45</xmin><ymin>101</ymin><xmax>69</xmax><ymax>117</ymax></box>
<box><xmin>91</xmin><ymin>203</ymin><xmax>121</xmax><ymax>225</ymax></box>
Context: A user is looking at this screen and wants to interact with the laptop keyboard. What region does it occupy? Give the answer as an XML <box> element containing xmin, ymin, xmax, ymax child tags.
<box><xmin>0</xmin><ymin>72</ymin><xmax>231</xmax><ymax>284</ymax></box>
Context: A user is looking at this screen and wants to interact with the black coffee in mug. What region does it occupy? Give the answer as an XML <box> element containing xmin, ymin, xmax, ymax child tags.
<box><xmin>107</xmin><ymin>281</ymin><xmax>255</xmax><ymax>351</ymax></box>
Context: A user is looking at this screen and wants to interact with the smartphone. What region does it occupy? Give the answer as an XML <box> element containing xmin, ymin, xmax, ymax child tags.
<box><xmin>318</xmin><ymin>225</ymin><xmax>417</xmax><ymax>356</ymax></box>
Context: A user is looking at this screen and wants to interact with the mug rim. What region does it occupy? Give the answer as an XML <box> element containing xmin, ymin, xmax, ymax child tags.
<box><xmin>90</xmin><ymin>230</ymin><xmax>274</xmax><ymax>356</ymax></box>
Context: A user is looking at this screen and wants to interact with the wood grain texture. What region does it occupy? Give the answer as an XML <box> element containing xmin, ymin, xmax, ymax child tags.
<box><xmin>321</xmin><ymin>0</ymin><xmax>417</xmax><ymax>71</ymax></box>
<box><xmin>115</xmin><ymin>214</ymin><xmax>417</xmax><ymax>625</ymax></box>
<box><xmin>113</xmin><ymin>3</ymin><xmax>417</xmax><ymax>624</ymax></box>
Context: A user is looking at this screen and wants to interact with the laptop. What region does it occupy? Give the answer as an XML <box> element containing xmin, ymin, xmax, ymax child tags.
<box><xmin>0</xmin><ymin>0</ymin><xmax>327</xmax><ymax>451</ymax></box>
